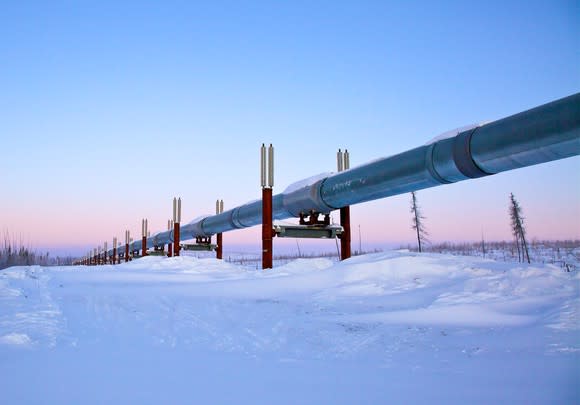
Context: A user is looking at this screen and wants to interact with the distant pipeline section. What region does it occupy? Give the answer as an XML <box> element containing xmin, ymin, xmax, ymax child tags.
<box><xmin>114</xmin><ymin>93</ymin><xmax>580</xmax><ymax>256</ymax></box>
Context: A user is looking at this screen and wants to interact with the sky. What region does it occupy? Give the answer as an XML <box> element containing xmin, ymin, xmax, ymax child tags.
<box><xmin>1</xmin><ymin>0</ymin><xmax>579</xmax><ymax>257</ymax></box>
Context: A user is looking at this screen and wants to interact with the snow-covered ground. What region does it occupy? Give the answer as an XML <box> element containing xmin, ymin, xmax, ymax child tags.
<box><xmin>1</xmin><ymin>251</ymin><xmax>578</xmax><ymax>404</ymax></box>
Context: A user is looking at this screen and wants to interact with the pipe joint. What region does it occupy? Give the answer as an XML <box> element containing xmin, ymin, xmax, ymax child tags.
<box><xmin>282</xmin><ymin>177</ymin><xmax>334</xmax><ymax>216</ymax></box>
<box><xmin>181</xmin><ymin>216</ymin><xmax>211</xmax><ymax>238</ymax></box>
<box><xmin>452</xmin><ymin>127</ymin><xmax>492</xmax><ymax>179</ymax></box>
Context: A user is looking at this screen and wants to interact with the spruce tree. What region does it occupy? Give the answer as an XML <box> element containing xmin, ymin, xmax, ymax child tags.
<box><xmin>509</xmin><ymin>193</ymin><xmax>530</xmax><ymax>263</ymax></box>
<box><xmin>410</xmin><ymin>191</ymin><xmax>429</xmax><ymax>252</ymax></box>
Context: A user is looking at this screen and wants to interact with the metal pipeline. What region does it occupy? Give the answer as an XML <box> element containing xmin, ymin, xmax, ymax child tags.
<box><xmin>117</xmin><ymin>93</ymin><xmax>580</xmax><ymax>255</ymax></box>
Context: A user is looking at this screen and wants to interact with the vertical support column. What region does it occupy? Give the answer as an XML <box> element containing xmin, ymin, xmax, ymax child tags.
<box><xmin>104</xmin><ymin>241</ymin><xmax>108</xmax><ymax>265</ymax></box>
<box><xmin>216</xmin><ymin>199</ymin><xmax>224</xmax><ymax>259</ymax></box>
<box><xmin>112</xmin><ymin>237</ymin><xmax>117</xmax><ymax>265</ymax></box>
<box><xmin>129</xmin><ymin>236</ymin><xmax>133</xmax><ymax>261</ymax></box>
<box><xmin>338</xmin><ymin>149</ymin><xmax>352</xmax><ymax>260</ymax></box>
<box><xmin>167</xmin><ymin>220</ymin><xmax>173</xmax><ymax>257</ymax></box>
<box><xmin>117</xmin><ymin>241</ymin><xmax>121</xmax><ymax>264</ymax></box>
<box><xmin>125</xmin><ymin>230</ymin><xmax>130</xmax><ymax>263</ymax></box>
<box><xmin>141</xmin><ymin>218</ymin><xmax>148</xmax><ymax>257</ymax></box>
<box><xmin>173</xmin><ymin>197</ymin><xmax>181</xmax><ymax>257</ymax></box>
<box><xmin>340</xmin><ymin>206</ymin><xmax>351</xmax><ymax>260</ymax></box>
<box><xmin>261</xmin><ymin>144</ymin><xmax>274</xmax><ymax>269</ymax></box>
<box><xmin>262</xmin><ymin>188</ymin><xmax>273</xmax><ymax>269</ymax></box>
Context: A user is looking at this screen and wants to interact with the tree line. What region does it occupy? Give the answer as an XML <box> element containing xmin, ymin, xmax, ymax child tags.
<box><xmin>0</xmin><ymin>232</ymin><xmax>74</xmax><ymax>270</ymax></box>
<box><xmin>410</xmin><ymin>192</ymin><xmax>580</xmax><ymax>270</ymax></box>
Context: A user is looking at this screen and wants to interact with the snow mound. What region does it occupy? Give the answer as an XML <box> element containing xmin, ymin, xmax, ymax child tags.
<box><xmin>275</xmin><ymin>258</ymin><xmax>334</xmax><ymax>274</ymax></box>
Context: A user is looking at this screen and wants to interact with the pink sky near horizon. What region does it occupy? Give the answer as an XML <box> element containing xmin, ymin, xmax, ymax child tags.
<box><xmin>6</xmin><ymin>156</ymin><xmax>579</xmax><ymax>257</ymax></box>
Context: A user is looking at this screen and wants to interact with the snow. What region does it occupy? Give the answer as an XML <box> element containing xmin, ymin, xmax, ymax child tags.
<box><xmin>283</xmin><ymin>172</ymin><xmax>332</xmax><ymax>193</ymax></box>
<box><xmin>0</xmin><ymin>251</ymin><xmax>578</xmax><ymax>404</ymax></box>
<box><xmin>424</xmin><ymin>123</ymin><xmax>488</xmax><ymax>145</ymax></box>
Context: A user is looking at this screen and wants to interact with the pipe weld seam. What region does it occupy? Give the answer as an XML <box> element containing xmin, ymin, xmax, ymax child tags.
<box><xmin>317</xmin><ymin>177</ymin><xmax>341</xmax><ymax>211</ymax></box>
<box><xmin>230</xmin><ymin>208</ymin><xmax>246</xmax><ymax>229</ymax></box>
<box><xmin>426</xmin><ymin>143</ymin><xmax>451</xmax><ymax>184</ymax></box>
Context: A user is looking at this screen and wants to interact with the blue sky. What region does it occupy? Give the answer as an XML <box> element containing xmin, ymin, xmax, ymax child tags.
<box><xmin>1</xmin><ymin>0</ymin><xmax>578</xmax><ymax>256</ymax></box>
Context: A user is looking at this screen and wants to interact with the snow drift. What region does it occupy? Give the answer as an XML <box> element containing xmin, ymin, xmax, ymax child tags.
<box><xmin>0</xmin><ymin>251</ymin><xmax>578</xmax><ymax>404</ymax></box>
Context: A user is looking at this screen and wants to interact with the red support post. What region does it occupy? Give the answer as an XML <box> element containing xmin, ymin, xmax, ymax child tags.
<box><xmin>216</xmin><ymin>233</ymin><xmax>223</xmax><ymax>259</ymax></box>
<box><xmin>125</xmin><ymin>244</ymin><xmax>129</xmax><ymax>263</ymax></box>
<box><xmin>262</xmin><ymin>187</ymin><xmax>273</xmax><ymax>269</ymax></box>
<box><xmin>173</xmin><ymin>222</ymin><xmax>180</xmax><ymax>257</ymax></box>
<box><xmin>340</xmin><ymin>206</ymin><xmax>352</xmax><ymax>260</ymax></box>
<box><xmin>112</xmin><ymin>246</ymin><xmax>117</xmax><ymax>265</ymax></box>
<box><xmin>141</xmin><ymin>219</ymin><xmax>148</xmax><ymax>258</ymax></box>
<box><xmin>337</xmin><ymin>148</ymin><xmax>352</xmax><ymax>261</ymax></box>
<box><xmin>216</xmin><ymin>199</ymin><xmax>224</xmax><ymax>260</ymax></box>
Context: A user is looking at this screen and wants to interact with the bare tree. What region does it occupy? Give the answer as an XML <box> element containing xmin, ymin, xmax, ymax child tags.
<box><xmin>410</xmin><ymin>191</ymin><xmax>429</xmax><ymax>252</ymax></box>
<box><xmin>509</xmin><ymin>193</ymin><xmax>530</xmax><ymax>263</ymax></box>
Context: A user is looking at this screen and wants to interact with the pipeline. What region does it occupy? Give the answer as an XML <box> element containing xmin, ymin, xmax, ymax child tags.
<box><xmin>112</xmin><ymin>93</ymin><xmax>580</xmax><ymax>256</ymax></box>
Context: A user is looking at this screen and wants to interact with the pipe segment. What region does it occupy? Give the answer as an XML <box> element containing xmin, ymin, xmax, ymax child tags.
<box><xmin>113</xmin><ymin>93</ymin><xmax>580</xmax><ymax>257</ymax></box>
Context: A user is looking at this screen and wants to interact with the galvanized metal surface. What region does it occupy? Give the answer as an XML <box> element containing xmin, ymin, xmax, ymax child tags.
<box><xmin>273</xmin><ymin>224</ymin><xmax>343</xmax><ymax>239</ymax></box>
<box><xmin>110</xmin><ymin>93</ymin><xmax>580</xmax><ymax>257</ymax></box>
